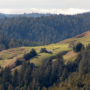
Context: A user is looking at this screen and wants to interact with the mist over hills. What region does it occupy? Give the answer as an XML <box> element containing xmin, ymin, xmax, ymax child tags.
<box><xmin>0</xmin><ymin>8</ymin><xmax>90</xmax><ymax>15</ymax></box>
<box><xmin>0</xmin><ymin>13</ymin><xmax>51</xmax><ymax>18</ymax></box>
<box><xmin>0</xmin><ymin>8</ymin><xmax>90</xmax><ymax>18</ymax></box>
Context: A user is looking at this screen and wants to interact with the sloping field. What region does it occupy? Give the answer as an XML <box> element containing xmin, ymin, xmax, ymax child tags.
<box><xmin>0</xmin><ymin>31</ymin><xmax>90</xmax><ymax>70</ymax></box>
<box><xmin>60</xmin><ymin>31</ymin><xmax>90</xmax><ymax>46</ymax></box>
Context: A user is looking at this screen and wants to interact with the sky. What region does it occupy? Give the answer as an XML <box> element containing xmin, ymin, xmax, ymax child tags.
<box><xmin>0</xmin><ymin>0</ymin><xmax>90</xmax><ymax>14</ymax></box>
<box><xmin>0</xmin><ymin>0</ymin><xmax>90</xmax><ymax>9</ymax></box>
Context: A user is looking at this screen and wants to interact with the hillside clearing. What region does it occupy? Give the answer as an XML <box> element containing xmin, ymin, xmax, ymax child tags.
<box><xmin>0</xmin><ymin>31</ymin><xmax>90</xmax><ymax>71</ymax></box>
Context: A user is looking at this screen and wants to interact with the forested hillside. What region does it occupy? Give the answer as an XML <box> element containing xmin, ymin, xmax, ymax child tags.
<box><xmin>0</xmin><ymin>31</ymin><xmax>90</xmax><ymax>90</ymax></box>
<box><xmin>0</xmin><ymin>13</ymin><xmax>90</xmax><ymax>50</ymax></box>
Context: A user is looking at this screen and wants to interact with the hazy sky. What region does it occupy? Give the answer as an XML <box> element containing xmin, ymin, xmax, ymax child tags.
<box><xmin>0</xmin><ymin>0</ymin><xmax>90</xmax><ymax>9</ymax></box>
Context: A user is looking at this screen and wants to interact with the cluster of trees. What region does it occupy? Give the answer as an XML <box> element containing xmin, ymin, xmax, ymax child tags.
<box><xmin>0</xmin><ymin>52</ymin><xmax>67</xmax><ymax>90</ymax></box>
<box><xmin>73</xmin><ymin>43</ymin><xmax>84</xmax><ymax>52</ymax></box>
<box><xmin>0</xmin><ymin>33</ymin><xmax>41</xmax><ymax>51</ymax></box>
<box><xmin>0</xmin><ymin>44</ymin><xmax>89</xmax><ymax>90</ymax></box>
<box><xmin>40</xmin><ymin>48</ymin><xmax>52</xmax><ymax>53</ymax></box>
<box><xmin>24</xmin><ymin>49</ymin><xmax>37</xmax><ymax>60</ymax></box>
<box><xmin>48</xmin><ymin>44</ymin><xmax>90</xmax><ymax>90</ymax></box>
<box><xmin>0</xmin><ymin>13</ymin><xmax>90</xmax><ymax>49</ymax></box>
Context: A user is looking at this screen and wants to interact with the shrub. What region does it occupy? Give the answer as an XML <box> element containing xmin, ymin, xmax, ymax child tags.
<box><xmin>40</xmin><ymin>48</ymin><xmax>47</xmax><ymax>53</ymax></box>
<box><xmin>40</xmin><ymin>48</ymin><xmax>52</xmax><ymax>54</ymax></box>
<box><xmin>24</xmin><ymin>49</ymin><xmax>37</xmax><ymax>60</ymax></box>
<box><xmin>73</xmin><ymin>43</ymin><xmax>84</xmax><ymax>52</ymax></box>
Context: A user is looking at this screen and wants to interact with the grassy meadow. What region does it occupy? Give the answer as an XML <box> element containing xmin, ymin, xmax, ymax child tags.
<box><xmin>0</xmin><ymin>31</ymin><xmax>90</xmax><ymax>71</ymax></box>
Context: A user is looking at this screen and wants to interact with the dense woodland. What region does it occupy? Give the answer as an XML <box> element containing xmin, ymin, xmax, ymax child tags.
<box><xmin>0</xmin><ymin>44</ymin><xmax>89</xmax><ymax>90</ymax></box>
<box><xmin>0</xmin><ymin>13</ymin><xmax>90</xmax><ymax>50</ymax></box>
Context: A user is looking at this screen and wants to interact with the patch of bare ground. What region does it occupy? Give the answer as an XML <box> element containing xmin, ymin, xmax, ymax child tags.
<box><xmin>58</xmin><ymin>31</ymin><xmax>90</xmax><ymax>43</ymax></box>
<box><xmin>63</xmin><ymin>51</ymin><xmax>79</xmax><ymax>63</ymax></box>
<box><xmin>5</xmin><ymin>56</ymin><xmax>24</xmax><ymax>69</ymax></box>
<box><xmin>64</xmin><ymin>51</ymin><xmax>78</xmax><ymax>57</ymax></box>
<box><xmin>76</xmin><ymin>31</ymin><xmax>90</xmax><ymax>38</ymax></box>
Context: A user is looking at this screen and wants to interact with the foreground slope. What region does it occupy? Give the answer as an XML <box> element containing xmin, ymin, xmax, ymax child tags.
<box><xmin>0</xmin><ymin>31</ymin><xmax>90</xmax><ymax>90</ymax></box>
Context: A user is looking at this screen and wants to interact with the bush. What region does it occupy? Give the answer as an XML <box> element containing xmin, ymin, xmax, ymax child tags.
<box><xmin>40</xmin><ymin>48</ymin><xmax>47</xmax><ymax>53</ymax></box>
<box><xmin>24</xmin><ymin>49</ymin><xmax>37</xmax><ymax>60</ymax></box>
<box><xmin>40</xmin><ymin>48</ymin><xmax>52</xmax><ymax>54</ymax></box>
<box><xmin>73</xmin><ymin>43</ymin><xmax>84</xmax><ymax>52</ymax></box>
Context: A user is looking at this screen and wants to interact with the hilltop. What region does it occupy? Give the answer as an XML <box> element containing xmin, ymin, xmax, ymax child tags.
<box><xmin>60</xmin><ymin>31</ymin><xmax>90</xmax><ymax>44</ymax></box>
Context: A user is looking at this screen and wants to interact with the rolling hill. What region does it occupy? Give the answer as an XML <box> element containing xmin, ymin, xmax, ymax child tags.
<box><xmin>0</xmin><ymin>31</ymin><xmax>90</xmax><ymax>70</ymax></box>
<box><xmin>0</xmin><ymin>31</ymin><xmax>90</xmax><ymax>90</ymax></box>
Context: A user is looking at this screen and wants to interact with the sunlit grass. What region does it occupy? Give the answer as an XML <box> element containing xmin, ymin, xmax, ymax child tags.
<box><xmin>0</xmin><ymin>33</ymin><xmax>90</xmax><ymax>69</ymax></box>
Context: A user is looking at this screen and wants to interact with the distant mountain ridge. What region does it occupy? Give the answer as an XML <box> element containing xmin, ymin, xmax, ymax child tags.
<box><xmin>0</xmin><ymin>8</ymin><xmax>90</xmax><ymax>18</ymax></box>
<box><xmin>0</xmin><ymin>13</ymin><xmax>51</xmax><ymax>18</ymax></box>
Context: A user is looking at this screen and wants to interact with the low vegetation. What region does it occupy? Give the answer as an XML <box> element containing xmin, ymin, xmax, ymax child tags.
<box><xmin>73</xmin><ymin>43</ymin><xmax>84</xmax><ymax>52</ymax></box>
<box><xmin>40</xmin><ymin>48</ymin><xmax>52</xmax><ymax>54</ymax></box>
<box><xmin>24</xmin><ymin>49</ymin><xmax>37</xmax><ymax>60</ymax></box>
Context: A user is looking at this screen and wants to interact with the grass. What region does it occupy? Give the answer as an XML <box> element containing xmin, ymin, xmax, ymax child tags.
<box><xmin>30</xmin><ymin>53</ymin><xmax>53</xmax><ymax>66</ymax></box>
<box><xmin>0</xmin><ymin>31</ymin><xmax>90</xmax><ymax>70</ymax></box>
<box><xmin>24</xmin><ymin>43</ymin><xmax>70</xmax><ymax>66</ymax></box>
